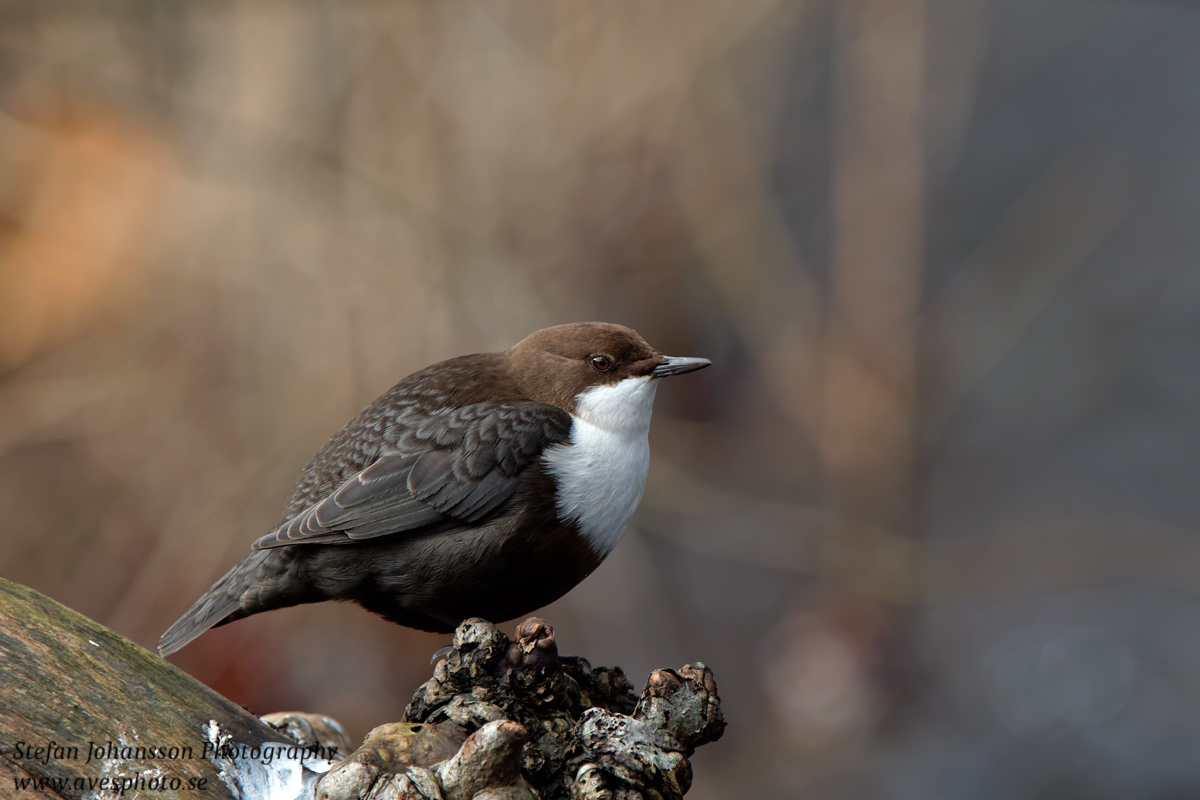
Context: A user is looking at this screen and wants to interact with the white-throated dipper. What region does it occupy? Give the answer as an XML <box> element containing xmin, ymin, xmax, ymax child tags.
<box><xmin>159</xmin><ymin>322</ymin><xmax>709</xmax><ymax>655</ymax></box>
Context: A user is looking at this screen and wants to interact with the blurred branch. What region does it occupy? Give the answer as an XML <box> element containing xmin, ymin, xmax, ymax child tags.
<box><xmin>823</xmin><ymin>0</ymin><xmax>925</xmax><ymax>528</ymax></box>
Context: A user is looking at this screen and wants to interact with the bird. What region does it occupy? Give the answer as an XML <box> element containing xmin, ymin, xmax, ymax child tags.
<box><xmin>158</xmin><ymin>322</ymin><xmax>710</xmax><ymax>656</ymax></box>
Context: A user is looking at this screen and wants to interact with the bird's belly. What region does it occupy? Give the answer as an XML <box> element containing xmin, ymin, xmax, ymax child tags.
<box><xmin>308</xmin><ymin>517</ymin><xmax>603</xmax><ymax>632</ymax></box>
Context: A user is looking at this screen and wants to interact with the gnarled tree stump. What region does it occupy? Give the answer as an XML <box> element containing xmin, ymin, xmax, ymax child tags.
<box><xmin>0</xmin><ymin>579</ymin><xmax>725</xmax><ymax>800</ymax></box>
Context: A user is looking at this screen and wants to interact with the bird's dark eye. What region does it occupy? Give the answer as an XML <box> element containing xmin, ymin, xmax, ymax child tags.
<box><xmin>590</xmin><ymin>355</ymin><xmax>612</xmax><ymax>372</ymax></box>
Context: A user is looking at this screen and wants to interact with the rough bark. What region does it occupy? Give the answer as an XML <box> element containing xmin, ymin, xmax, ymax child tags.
<box><xmin>0</xmin><ymin>581</ymin><xmax>725</xmax><ymax>800</ymax></box>
<box><xmin>316</xmin><ymin>617</ymin><xmax>726</xmax><ymax>800</ymax></box>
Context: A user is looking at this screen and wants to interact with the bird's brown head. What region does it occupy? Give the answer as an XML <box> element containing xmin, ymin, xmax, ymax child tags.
<box><xmin>506</xmin><ymin>322</ymin><xmax>710</xmax><ymax>413</ymax></box>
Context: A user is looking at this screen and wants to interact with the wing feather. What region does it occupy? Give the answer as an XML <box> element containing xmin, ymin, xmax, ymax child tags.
<box><xmin>252</xmin><ymin>402</ymin><xmax>570</xmax><ymax>550</ymax></box>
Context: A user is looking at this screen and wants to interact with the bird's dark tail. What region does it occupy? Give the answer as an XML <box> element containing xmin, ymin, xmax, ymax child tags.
<box><xmin>158</xmin><ymin>551</ymin><xmax>268</xmax><ymax>656</ymax></box>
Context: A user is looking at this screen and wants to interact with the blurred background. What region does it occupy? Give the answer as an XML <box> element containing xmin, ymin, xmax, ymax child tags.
<box><xmin>1</xmin><ymin>1</ymin><xmax>1198</xmax><ymax>797</ymax></box>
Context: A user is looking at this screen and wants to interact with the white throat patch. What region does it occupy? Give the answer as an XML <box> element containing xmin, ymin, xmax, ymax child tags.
<box><xmin>542</xmin><ymin>376</ymin><xmax>658</xmax><ymax>556</ymax></box>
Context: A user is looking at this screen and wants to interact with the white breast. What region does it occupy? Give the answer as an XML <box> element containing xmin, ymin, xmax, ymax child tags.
<box><xmin>542</xmin><ymin>376</ymin><xmax>658</xmax><ymax>556</ymax></box>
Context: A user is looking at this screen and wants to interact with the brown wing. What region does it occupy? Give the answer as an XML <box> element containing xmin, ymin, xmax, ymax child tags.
<box><xmin>252</xmin><ymin>402</ymin><xmax>572</xmax><ymax>549</ymax></box>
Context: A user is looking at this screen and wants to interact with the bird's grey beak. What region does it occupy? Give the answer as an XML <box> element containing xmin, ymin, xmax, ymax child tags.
<box><xmin>652</xmin><ymin>356</ymin><xmax>711</xmax><ymax>378</ymax></box>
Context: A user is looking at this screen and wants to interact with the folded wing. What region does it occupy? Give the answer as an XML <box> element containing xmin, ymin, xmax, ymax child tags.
<box><xmin>252</xmin><ymin>402</ymin><xmax>571</xmax><ymax>549</ymax></box>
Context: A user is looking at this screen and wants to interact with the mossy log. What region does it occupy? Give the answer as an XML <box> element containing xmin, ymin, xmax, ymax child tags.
<box><xmin>0</xmin><ymin>578</ymin><xmax>329</xmax><ymax>799</ymax></box>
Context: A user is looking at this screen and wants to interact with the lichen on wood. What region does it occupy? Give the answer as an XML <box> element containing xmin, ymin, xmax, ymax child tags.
<box><xmin>316</xmin><ymin>617</ymin><xmax>726</xmax><ymax>800</ymax></box>
<box><xmin>0</xmin><ymin>580</ymin><xmax>725</xmax><ymax>800</ymax></box>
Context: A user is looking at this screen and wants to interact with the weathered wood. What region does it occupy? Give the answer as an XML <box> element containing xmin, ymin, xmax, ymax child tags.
<box><xmin>0</xmin><ymin>581</ymin><xmax>726</xmax><ymax>800</ymax></box>
<box><xmin>0</xmin><ymin>578</ymin><xmax>303</xmax><ymax>799</ymax></box>
<box><xmin>316</xmin><ymin>617</ymin><xmax>726</xmax><ymax>800</ymax></box>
